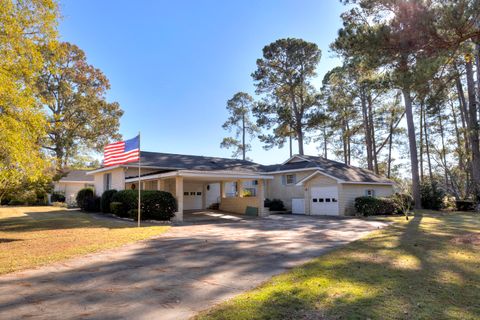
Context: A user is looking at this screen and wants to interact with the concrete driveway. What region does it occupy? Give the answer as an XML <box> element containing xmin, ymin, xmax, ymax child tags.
<box><xmin>0</xmin><ymin>213</ymin><xmax>387</xmax><ymax>320</ymax></box>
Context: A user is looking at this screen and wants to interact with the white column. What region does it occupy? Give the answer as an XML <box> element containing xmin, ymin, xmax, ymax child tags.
<box><xmin>257</xmin><ymin>179</ymin><xmax>267</xmax><ymax>217</ymax></box>
<box><xmin>157</xmin><ymin>179</ymin><xmax>165</xmax><ymax>191</ymax></box>
<box><xmin>174</xmin><ymin>176</ymin><xmax>184</xmax><ymax>221</ymax></box>
<box><xmin>237</xmin><ymin>179</ymin><xmax>244</xmax><ymax>197</ymax></box>
<box><xmin>220</xmin><ymin>181</ymin><xmax>225</xmax><ymax>198</ymax></box>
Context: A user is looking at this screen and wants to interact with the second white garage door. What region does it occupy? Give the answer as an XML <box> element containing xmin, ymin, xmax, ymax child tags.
<box><xmin>310</xmin><ymin>186</ymin><xmax>339</xmax><ymax>216</ymax></box>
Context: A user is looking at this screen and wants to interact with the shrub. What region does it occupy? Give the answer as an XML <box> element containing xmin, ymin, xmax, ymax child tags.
<box><xmin>52</xmin><ymin>201</ymin><xmax>68</xmax><ymax>208</ymax></box>
<box><xmin>141</xmin><ymin>191</ymin><xmax>177</xmax><ymax>220</ymax></box>
<box><xmin>111</xmin><ymin>190</ymin><xmax>177</xmax><ymax>221</ymax></box>
<box><xmin>101</xmin><ymin>189</ymin><xmax>117</xmax><ymax>213</ymax></box>
<box><xmin>264</xmin><ymin>198</ymin><xmax>286</xmax><ymax>211</ymax></box>
<box><xmin>420</xmin><ymin>181</ymin><xmax>445</xmax><ymax>210</ymax></box>
<box><xmin>391</xmin><ymin>193</ymin><xmax>413</xmax><ymax>215</ymax></box>
<box><xmin>455</xmin><ymin>199</ymin><xmax>476</xmax><ymax>212</ymax></box>
<box><xmin>86</xmin><ymin>196</ymin><xmax>101</xmax><ymax>212</ymax></box>
<box><xmin>355</xmin><ymin>196</ymin><xmax>396</xmax><ymax>216</ymax></box>
<box><xmin>110</xmin><ymin>201</ymin><xmax>126</xmax><ymax>216</ymax></box>
<box><xmin>76</xmin><ymin>188</ymin><xmax>100</xmax><ymax>212</ymax></box>
<box><xmin>51</xmin><ymin>192</ymin><xmax>66</xmax><ymax>203</ymax></box>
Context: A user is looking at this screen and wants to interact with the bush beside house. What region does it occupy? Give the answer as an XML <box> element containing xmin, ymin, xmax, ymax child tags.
<box><xmin>76</xmin><ymin>188</ymin><xmax>100</xmax><ymax>212</ymax></box>
<box><xmin>264</xmin><ymin>198</ymin><xmax>286</xmax><ymax>211</ymax></box>
<box><xmin>101</xmin><ymin>189</ymin><xmax>117</xmax><ymax>213</ymax></box>
<box><xmin>355</xmin><ymin>193</ymin><xmax>413</xmax><ymax>216</ymax></box>
<box><xmin>110</xmin><ymin>190</ymin><xmax>177</xmax><ymax>221</ymax></box>
<box><xmin>51</xmin><ymin>192</ymin><xmax>66</xmax><ymax>203</ymax></box>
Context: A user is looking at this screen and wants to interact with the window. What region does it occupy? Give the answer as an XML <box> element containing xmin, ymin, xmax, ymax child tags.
<box><xmin>184</xmin><ymin>192</ymin><xmax>189</xmax><ymax>196</ymax></box>
<box><xmin>366</xmin><ymin>189</ymin><xmax>375</xmax><ymax>197</ymax></box>
<box><xmin>103</xmin><ymin>173</ymin><xmax>111</xmax><ymax>191</ymax></box>
<box><xmin>312</xmin><ymin>198</ymin><xmax>318</xmax><ymax>203</ymax></box>
<box><xmin>326</xmin><ymin>198</ymin><xmax>331</xmax><ymax>202</ymax></box>
<box><xmin>190</xmin><ymin>192</ymin><xmax>196</xmax><ymax>195</ymax></box>
<box><xmin>196</xmin><ymin>192</ymin><xmax>202</xmax><ymax>196</ymax></box>
<box><xmin>319</xmin><ymin>198</ymin><xmax>324</xmax><ymax>202</ymax></box>
<box><xmin>285</xmin><ymin>174</ymin><xmax>295</xmax><ymax>185</ymax></box>
<box><xmin>332</xmin><ymin>198</ymin><xmax>338</xmax><ymax>202</ymax></box>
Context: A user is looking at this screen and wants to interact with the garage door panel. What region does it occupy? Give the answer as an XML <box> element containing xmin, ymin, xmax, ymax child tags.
<box><xmin>311</xmin><ymin>186</ymin><xmax>339</xmax><ymax>216</ymax></box>
<box><xmin>184</xmin><ymin>182</ymin><xmax>203</xmax><ymax>210</ymax></box>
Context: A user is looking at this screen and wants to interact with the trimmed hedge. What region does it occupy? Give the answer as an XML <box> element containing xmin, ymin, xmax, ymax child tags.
<box><xmin>101</xmin><ymin>189</ymin><xmax>118</xmax><ymax>213</ymax></box>
<box><xmin>264</xmin><ymin>198</ymin><xmax>286</xmax><ymax>211</ymax></box>
<box><xmin>110</xmin><ymin>202</ymin><xmax>125</xmax><ymax>217</ymax></box>
<box><xmin>111</xmin><ymin>190</ymin><xmax>177</xmax><ymax>221</ymax></box>
<box><xmin>76</xmin><ymin>188</ymin><xmax>100</xmax><ymax>212</ymax></box>
<box><xmin>51</xmin><ymin>192</ymin><xmax>66</xmax><ymax>203</ymax></box>
<box><xmin>355</xmin><ymin>196</ymin><xmax>396</xmax><ymax>216</ymax></box>
<box><xmin>455</xmin><ymin>200</ymin><xmax>476</xmax><ymax>211</ymax></box>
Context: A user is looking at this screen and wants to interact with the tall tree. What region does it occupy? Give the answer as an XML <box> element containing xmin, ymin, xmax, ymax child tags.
<box><xmin>37</xmin><ymin>42</ymin><xmax>123</xmax><ymax>170</ymax></box>
<box><xmin>0</xmin><ymin>0</ymin><xmax>59</xmax><ymax>201</ymax></box>
<box><xmin>252</xmin><ymin>38</ymin><xmax>321</xmax><ymax>155</ymax></box>
<box><xmin>220</xmin><ymin>92</ymin><xmax>259</xmax><ymax>160</ymax></box>
<box><xmin>332</xmin><ymin>0</ymin><xmax>450</xmax><ymax>209</ymax></box>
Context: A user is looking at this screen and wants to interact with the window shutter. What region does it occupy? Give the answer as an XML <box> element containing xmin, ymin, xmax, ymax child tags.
<box><xmin>292</xmin><ymin>174</ymin><xmax>297</xmax><ymax>184</ymax></box>
<box><xmin>281</xmin><ymin>175</ymin><xmax>286</xmax><ymax>185</ymax></box>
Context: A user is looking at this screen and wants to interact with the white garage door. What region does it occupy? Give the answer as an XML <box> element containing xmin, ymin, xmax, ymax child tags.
<box><xmin>183</xmin><ymin>182</ymin><xmax>203</xmax><ymax>210</ymax></box>
<box><xmin>310</xmin><ymin>186</ymin><xmax>339</xmax><ymax>216</ymax></box>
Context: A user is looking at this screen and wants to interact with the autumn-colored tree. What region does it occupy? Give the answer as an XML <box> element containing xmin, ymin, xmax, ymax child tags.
<box><xmin>0</xmin><ymin>0</ymin><xmax>59</xmax><ymax>202</ymax></box>
<box><xmin>220</xmin><ymin>92</ymin><xmax>259</xmax><ymax>160</ymax></box>
<box><xmin>37</xmin><ymin>42</ymin><xmax>123</xmax><ymax>170</ymax></box>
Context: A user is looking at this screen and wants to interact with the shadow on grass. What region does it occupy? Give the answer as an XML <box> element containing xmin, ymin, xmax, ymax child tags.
<box><xmin>198</xmin><ymin>213</ymin><xmax>480</xmax><ymax>320</ymax></box>
<box><xmin>0</xmin><ymin>209</ymin><xmax>138</xmax><ymax>233</ymax></box>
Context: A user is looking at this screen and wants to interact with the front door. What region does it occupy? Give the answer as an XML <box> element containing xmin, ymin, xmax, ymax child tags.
<box><xmin>310</xmin><ymin>186</ymin><xmax>339</xmax><ymax>215</ymax></box>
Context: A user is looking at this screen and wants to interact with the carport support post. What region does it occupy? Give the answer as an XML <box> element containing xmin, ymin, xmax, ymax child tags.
<box><xmin>257</xmin><ymin>179</ymin><xmax>267</xmax><ymax>217</ymax></box>
<box><xmin>174</xmin><ymin>176</ymin><xmax>184</xmax><ymax>222</ymax></box>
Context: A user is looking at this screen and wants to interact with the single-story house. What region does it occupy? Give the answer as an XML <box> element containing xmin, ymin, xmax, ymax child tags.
<box><xmin>86</xmin><ymin>152</ymin><xmax>394</xmax><ymax>221</ymax></box>
<box><xmin>53</xmin><ymin>170</ymin><xmax>95</xmax><ymax>205</ymax></box>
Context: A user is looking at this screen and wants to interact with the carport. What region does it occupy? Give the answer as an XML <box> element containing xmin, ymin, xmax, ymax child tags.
<box><xmin>124</xmin><ymin>170</ymin><xmax>274</xmax><ymax>221</ymax></box>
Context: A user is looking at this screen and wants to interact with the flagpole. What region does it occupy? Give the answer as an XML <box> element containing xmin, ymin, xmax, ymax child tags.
<box><xmin>137</xmin><ymin>132</ymin><xmax>141</xmax><ymax>227</ymax></box>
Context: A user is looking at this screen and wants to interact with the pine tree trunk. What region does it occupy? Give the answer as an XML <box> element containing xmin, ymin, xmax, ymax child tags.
<box><xmin>367</xmin><ymin>94</ymin><xmax>379</xmax><ymax>173</ymax></box>
<box><xmin>242</xmin><ymin>114</ymin><xmax>246</xmax><ymax>160</ymax></box>
<box><xmin>423</xmin><ymin>107</ymin><xmax>433</xmax><ymax>181</ymax></box>
<box><xmin>361</xmin><ymin>88</ymin><xmax>374</xmax><ymax>170</ymax></box>
<box><xmin>402</xmin><ymin>89</ymin><xmax>422</xmax><ymax>209</ymax></box>
<box><xmin>419</xmin><ymin>102</ymin><xmax>424</xmax><ymax>182</ymax></box>
<box><xmin>465</xmin><ymin>59</ymin><xmax>480</xmax><ymax>200</ymax></box>
<box><xmin>437</xmin><ymin>109</ymin><xmax>449</xmax><ymax>188</ymax></box>
<box><xmin>323</xmin><ymin>125</ymin><xmax>328</xmax><ymax>159</ymax></box>
<box><xmin>387</xmin><ymin>109</ymin><xmax>395</xmax><ymax>179</ymax></box>
<box><xmin>451</xmin><ymin>103</ymin><xmax>464</xmax><ymax>171</ymax></box>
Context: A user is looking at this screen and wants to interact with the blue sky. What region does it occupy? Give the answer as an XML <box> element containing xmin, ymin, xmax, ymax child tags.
<box><xmin>59</xmin><ymin>0</ymin><xmax>345</xmax><ymax>164</ymax></box>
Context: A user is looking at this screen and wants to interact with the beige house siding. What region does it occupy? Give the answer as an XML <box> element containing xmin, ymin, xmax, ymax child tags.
<box><xmin>54</xmin><ymin>182</ymin><xmax>93</xmax><ymax>205</ymax></box>
<box><xmin>220</xmin><ymin>196</ymin><xmax>260</xmax><ymax>214</ymax></box>
<box><xmin>340</xmin><ymin>184</ymin><xmax>394</xmax><ymax>215</ymax></box>
<box><xmin>303</xmin><ymin>174</ymin><xmax>339</xmax><ymax>214</ymax></box>
<box><xmin>266</xmin><ymin>170</ymin><xmax>316</xmax><ymax>211</ymax></box>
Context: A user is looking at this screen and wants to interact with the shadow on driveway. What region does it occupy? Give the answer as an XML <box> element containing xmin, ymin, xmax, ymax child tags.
<box><xmin>0</xmin><ymin>214</ymin><xmax>387</xmax><ymax>320</ymax></box>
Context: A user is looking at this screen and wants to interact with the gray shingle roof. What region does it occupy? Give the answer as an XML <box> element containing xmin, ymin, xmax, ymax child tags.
<box><xmin>263</xmin><ymin>155</ymin><xmax>392</xmax><ymax>183</ymax></box>
<box><xmin>99</xmin><ymin>152</ymin><xmax>391</xmax><ymax>184</ymax></box>
<box><xmin>138</xmin><ymin>151</ymin><xmax>264</xmax><ymax>172</ymax></box>
<box><xmin>59</xmin><ymin>170</ymin><xmax>94</xmax><ymax>182</ymax></box>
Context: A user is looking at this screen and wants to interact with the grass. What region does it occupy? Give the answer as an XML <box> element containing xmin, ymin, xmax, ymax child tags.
<box><xmin>196</xmin><ymin>211</ymin><xmax>480</xmax><ymax>320</ymax></box>
<box><xmin>0</xmin><ymin>206</ymin><xmax>170</xmax><ymax>275</ymax></box>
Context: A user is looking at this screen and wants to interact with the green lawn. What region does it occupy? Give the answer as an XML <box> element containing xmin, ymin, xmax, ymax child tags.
<box><xmin>196</xmin><ymin>211</ymin><xmax>480</xmax><ymax>320</ymax></box>
<box><xmin>0</xmin><ymin>206</ymin><xmax>170</xmax><ymax>275</ymax></box>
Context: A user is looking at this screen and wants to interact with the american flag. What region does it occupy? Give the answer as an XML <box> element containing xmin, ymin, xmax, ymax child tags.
<box><xmin>103</xmin><ymin>135</ymin><xmax>140</xmax><ymax>166</ymax></box>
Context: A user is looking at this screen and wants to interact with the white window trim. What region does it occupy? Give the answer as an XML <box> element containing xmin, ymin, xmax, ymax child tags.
<box><xmin>285</xmin><ymin>174</ymin><xmax>295</xmax><ymax>185</ymax></box>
